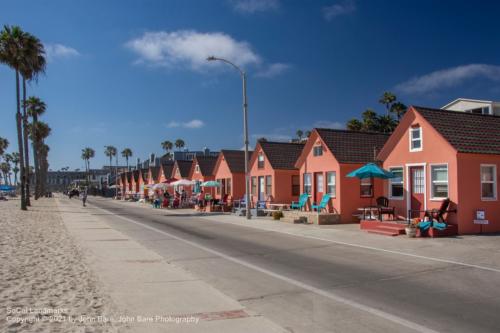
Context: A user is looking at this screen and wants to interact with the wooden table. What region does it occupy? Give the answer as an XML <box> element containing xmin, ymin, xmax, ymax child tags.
<box><xmin>268</xmin><ymin>203</ymin><xmax>290</xmax><ymax>211</ymax></box>
<box><xmin>357</xmin><ymin>206</ymin><xmax>380</xmax><ymax>220</ymax></box>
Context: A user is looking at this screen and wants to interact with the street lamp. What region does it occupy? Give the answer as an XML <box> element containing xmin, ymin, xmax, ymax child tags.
<box><xmin>207</xmin><ymin>56</ymin><xmax>251</xmax><ymax>220</ymax></box>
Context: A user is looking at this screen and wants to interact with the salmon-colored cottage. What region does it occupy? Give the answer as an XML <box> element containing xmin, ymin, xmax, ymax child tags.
<box><xmin>189</xmin><ymin>155</ymin><xmax>218</xmax><ymax>196</ymax></box>
<box><xmin>147</xmin><ymin>166</ymin><xmax>161</xmax><ymax>185</ymax></box>
<box><xmin>172</xmin><ymin>160</ymin><xmax>193</xmax><ymax>180</ymax></box>
<box><xmin>213</xmin><ymin>150</ymin><xmax>253</xmax><ymax>201</ymax></box>
<box><xmin>249</xmin><ymin>141</ymin><xmax>304</xmax><ymax>205</ymax></box>
<box><xmin>295</xmin><ymin>128</ymin><xmax>389</xmax><ymax>222</ymax></box>
<box><xmin>132</xmin><ymin>169</ymin><xmax>140</xmax><ymax>194</ymax></box>
<box><xmin>158</xmin><ymin>161</ymin><xmax>175</xmax><ymax>183</ymax></box>
<box><xmin>378</xmin><ymin>106</ymin><xmax>500</xmax><ymax>234</ymax></box>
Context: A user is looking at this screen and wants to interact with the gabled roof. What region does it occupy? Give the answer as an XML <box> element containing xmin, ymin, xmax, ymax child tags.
<box><xmin>174</xmin><ymin>160</ymin><xmax>193</xmax><ymax>178</ymax></box>
<box><xmin>141</xmin><ymin>168</ymin><xmax>149</xmax><ymax>182</ymax></box>
<box><xmin>149</xmin><ymin>166</ymin><xmax>160</xmax><ymax>182</ymax></box>
<box><xmin>413</xmin><ymin>106</ymin><xmax>500</xmax><ymax>155</ymax></box>
<box><xmin>254</xmin><ymin>141</ymin><xmax>305</xmax><ymax>170</ymax></box>
<box><xmin>315</xmin><ymin>128</ymin><xmax>390</xmax><ymax>163</ymax></box>
<box><xmin>161</xmin><ymin>161</ymin><xmax>175</xmax><ymax>179</ymax></box>
<box><xmin>126</xmin><ymin>171</ymin><xmax>132</xmax><ymax>182</ymax></box>
<box><xmin>193</xmin><ymin>155</ymin><xmax>218</xmax><ymax>176</ymax></box>
<box><xmin>221</xmin><ymin>150</ymin><xmax>254</xmax><ymax>173</ymax></box>
<box><xmin>132</xmin><ymin>169</ymin><xmax>140</xmax><ymax>182</ymax></box>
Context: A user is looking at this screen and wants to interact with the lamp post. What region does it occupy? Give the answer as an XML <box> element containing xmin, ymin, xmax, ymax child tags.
<box><xmin>207</xmin><ymin>56</ymin><xmax>251</xmax><ymax>219</ymax></box>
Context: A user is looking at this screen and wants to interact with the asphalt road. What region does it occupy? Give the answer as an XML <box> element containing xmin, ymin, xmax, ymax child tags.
<box><xmin>86</xmin><ymin>197</ymin><xmax>500</xmax><ymax>333</ymax></box>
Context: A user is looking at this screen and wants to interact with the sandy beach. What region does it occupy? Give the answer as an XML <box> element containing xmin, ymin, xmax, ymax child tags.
<box><xmin>0</xmin><ymin>197</ymin><xmax>119</xmax><ymax>333</ymax></box>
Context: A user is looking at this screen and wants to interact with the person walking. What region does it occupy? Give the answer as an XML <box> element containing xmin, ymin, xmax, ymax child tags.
<box><xmin>81</xmin><ymin>188</ymin><xmax>88</xmax><ymax>207</ymax></box>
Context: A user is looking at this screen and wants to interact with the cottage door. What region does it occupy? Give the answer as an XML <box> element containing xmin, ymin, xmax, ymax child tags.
<box><xmin>258</xmin><ymin>176</ymin><xmax>265</xmax><ymax>201</ymax></box>
<box><xmin>314</xmin><ymin>172</ymin><xmax>324</xmax><ymax>203</ymax></box>
<box><xmin>410</xmin><ymin>166</ymin><xmax>425</xmax><ymax>217</ymax></box>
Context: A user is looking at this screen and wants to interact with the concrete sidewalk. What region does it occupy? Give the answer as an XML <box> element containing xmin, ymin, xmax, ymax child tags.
<box><xmin>56</xmin><ymin>197</ymin><xmax>285</xmax><ymax>333</ymax></box>
<box><xmin>112</xmin><ymin>197</ymin><xmax>500</xmax><ymax>274</ymax></box>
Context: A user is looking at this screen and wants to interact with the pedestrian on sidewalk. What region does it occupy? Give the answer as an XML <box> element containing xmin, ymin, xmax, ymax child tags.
<box><xmin>81</xmin><ymin>188</ymin><xmax>88</xmax><ymax>207</ymax></box>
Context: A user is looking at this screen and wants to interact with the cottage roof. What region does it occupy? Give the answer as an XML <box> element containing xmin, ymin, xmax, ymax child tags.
<box><xmin>257</xmin><ymin>141</ymin><xmax>305</xmax><ymax>170</ymax></box>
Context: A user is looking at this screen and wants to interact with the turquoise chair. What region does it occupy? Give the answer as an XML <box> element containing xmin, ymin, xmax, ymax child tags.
<box><xmin>291</xmin><ymin>193</ymin><xmax>309</xmax><ymax>210</ymax></box>
<box><xmin>312</xmin><ymin>193</ymin><xmax>331</xmax><ymax>213</ymax></box>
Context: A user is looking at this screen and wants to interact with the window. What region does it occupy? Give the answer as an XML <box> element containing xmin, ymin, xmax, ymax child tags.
<box><xmin>389</xmin><ymin>167</ymin><xmax>403</xmax><ymax>199</ymax></box>
<box><xmin>466</xmin><ymin>107</ymin><xmax>491</xmax><ymax>115</ymax></box>
<box><xmin>481</xmin><ymin>165</ymin><xmax>497</xmax><ymax>200</ymax></box>
<box><xmin>360</xmin><ymin>178</ymin><xmax>373</xmax><ymax>197</ymax></box>
<box><xmin>251</xmin><ymin>176</ymin><xmax>257</xmax><ymax>195</ymax></box>
<box><xmin>216</xmin><ymin>179</ymin><xmax>222</xmax><ymax>195</ymax></box>
<box><xmin>303</xmin><ymin>173</ymin><xmax>312</xmax><ymax>194</ymax></box>
<box><xmin>226</xmin><ymin>178</ymin><xmax>232</xmax><ymax>195</ymax></box>
<box><xmin>431</xmin><ymin>165</ymin><xmax>448</xmax><ymax>199</ymax></box>
<box><xmin>410</xmin><ymin>126</ymin><xmax>422</xmax><ymax>151</ymax></box>
<box><xmin>291</xmin><ymin>175</ymin><xmax>300</xmax><ymax>196</ymax></box>
<box><xmin>195</xmin><ymin>165</ymin><xmax>200</xmax><ymax>173</ymax></box>
<box><xmin>313</xmin><ymin>145</ymin><xmax>323</xmax><ymax>156</ymax></box>
<box><xmin>326</xmin><ymin>172</ymin><xmax>336</xmax><ymax>197</ymax></box>
<box><xmin>266</xmin><ymin>176</ymin><xmax>272</xmax><ymax>195</ymax></box>
<box><xmin>258</xmin><ymin>153</ymin><xmax>265</xmax><ymax>169</ymax></box>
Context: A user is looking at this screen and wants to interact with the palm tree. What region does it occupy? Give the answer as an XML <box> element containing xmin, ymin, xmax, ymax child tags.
<box><xmin>390</xmin><ymin>102</ymin><xmax>407</xmax><ymax>121</ymax></box>
<box><xmin>0</xmin><ymin>162</ymin><xmax>11</xmax><ymax>185</ymax></box>
<box><xmin>375</xmin><ymin>114</ymin><xmax>398</xmax><ymax>133</ymax></box>
<box><xmin>161</xmin><ymin>140</ymin><xmax>173</xmax><ymax>158</ymax></box>
<box><xmin>296</xmin><ymin>130</ymin><xmax>304</xmax><ymax>141</ymax></box>
<box><xmin>25</xmin><ymin>96</ymin><xmax>46</xmax><ymax>199</ymax></box>
<box><xmin>38</xmin><ymin>144</ymin><xmax>49</xmax><ymax>194</ymax></box>
<box><xmin>0</xmin><ymin>25</ymin><xmax>30</xmax><ymax>210</ymax></box>
<box><xmin>379</xmin><ymin>91</ymin><xmax>396</xmax><ymax>116</ymax></box>
<box><xmin>121</xmin><ymin>148</ymin><xmax>133</xmax><ymax>170</ymax></box>
<box><xmin>28</xmin><ymin>121</ymin><xmax>51</xmax><ymax>197</ymax></box>
<box><xmin>104</xmin><ymin>146</ymin><xmax>117</xmax><ymax>186</ymax></box>
<box><xmin>346</xmin><ymin>119</ymin><xmax>363</xmax><ymax>131</ymax></box>
<box><xmin>174</xmin><ymin>139</ymin><xmax>185</xmax><ymax>151</ymax></box>
<box><xmin>0</xmin><ymin>137</ymin><xmax>8</xmax><ymax>155</ymax></box>
<box><xmin>81</xmin><ymin>147</ymin><xmax>95</xmax><ymax>184</ymax></box>
<box><xmin>10</xmin><ymin>152</ymin><xmax>19</xmax><ymax>185</ymax></box>
<box><xmin>305</xmin><ymin>130</ymin><xmax>312</xmax><ymax>138</ymax></box>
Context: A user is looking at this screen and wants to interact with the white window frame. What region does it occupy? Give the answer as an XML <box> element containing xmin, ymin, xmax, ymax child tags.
<box><xmin>430</xmin><ymin>163</ymin><xmax>448</xmax><ymax>200</ymax></box>
<box><xmin>480</xmin><ymin>164</ymin><xmax>497</xmax><ymax>201</ymax></box>
<box><xmin>409</xmin><ymin>126</ymin><xmax>423</xmax><ymax>152</ymax></box>
<box><xmin>326</xmin><ymin>171</ymin><xmax>336</xmax><ymax>198</ymax></box>
<box><xmin>303</xmin><ymin>173</ymin><xmax>312</xmax><ymax>194</ymax></box>
<box><xmin>405</xmin><ymin>163</ymin><xmax>427</xmax><ymax>217</ymax></box>
<box><xmin>388</xmin><ymin>166</ymin><xmax>404</xmax><ymax>200</ymax></box>
<box><xmin>195</xmin><ymin>164</ymin><xmax>200</xmax><ymax>173</ymax></box>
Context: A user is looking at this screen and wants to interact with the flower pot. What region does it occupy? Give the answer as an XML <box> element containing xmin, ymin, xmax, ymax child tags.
<box><xmin>405</xmin><ymin>227</ymin><xmax>417</xmax><ymax>238</ymax></box>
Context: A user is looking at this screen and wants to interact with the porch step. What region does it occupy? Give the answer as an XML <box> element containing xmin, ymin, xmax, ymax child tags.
<box><xmin>366</xmin><ymin>229</ymin><xmax>400</xmax><ymax>236</ymax></box>
<box><xmin>373</xmin><ymin>225</ymin><xmax>406</xmax><ymax>234</ymax></box>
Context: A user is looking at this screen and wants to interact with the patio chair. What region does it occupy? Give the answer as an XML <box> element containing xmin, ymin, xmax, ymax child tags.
<box><xmin>424</xmin><ymin>198</ymin><xmax>456</xmax><ymax>223</ymax></box>
<box><xmin>376</xmin><ymin>196</ymin><xmax>395</xmax><ymax>220</ymax></box>
<box><xmin>234</xmin><ymin>194</ymin><xmax>251</xmax><ymax>209</ymax></box>
<box><xmin>312</xmin><ymin>193</ymin><xmax>331</xmax><ymax>213</ymax></box>
<box><xmin>291</xmin><ymin>193</ymin><xmax>309</xmax><ymax>210</ymax></box>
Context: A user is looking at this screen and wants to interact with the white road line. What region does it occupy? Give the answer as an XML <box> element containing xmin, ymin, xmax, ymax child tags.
<box><xmin>92</xmin><ymin>203</ymin><xmax>438</xmax><ymax>333</ymax></box>
<box><xmin>198</xmin><ymin>215</ymin><xmax>500</xmax><ymax>274</ymax></box>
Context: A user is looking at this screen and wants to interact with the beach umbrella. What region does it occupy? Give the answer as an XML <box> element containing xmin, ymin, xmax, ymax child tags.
<box><xmin>201</xmin><ymin>180</ymin><xmax>221</xmax><ymax>187</ymax></box>
<box><xmin>170</xmin><ymin>179</ymin><xmax>195</xmax><ymax>186</ymax></box>
<box><xmin>346</xmin><ymin>163</ymin><xmax>395</xmax><ymax>179</ymax></box>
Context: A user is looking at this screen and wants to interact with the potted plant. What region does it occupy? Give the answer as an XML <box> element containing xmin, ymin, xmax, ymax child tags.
<box><xmin>272</xmin><ymin>211</ymin><xmax>284</xmax><ymax>220</ymax></box>
<box><xmin>405</xmin><ymin>218</ymin><xmax>419</xmax><ymax>237</ymax></box>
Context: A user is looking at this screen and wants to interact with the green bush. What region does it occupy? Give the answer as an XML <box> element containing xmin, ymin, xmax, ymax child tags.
<box><xmin>272</xmin><ymin>211</ymin><xmax>284</xmax><ymax>220</ymax></box>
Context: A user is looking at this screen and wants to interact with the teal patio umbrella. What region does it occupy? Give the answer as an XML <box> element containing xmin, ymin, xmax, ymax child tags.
<box><xmin>201</xmin><ymin>180</ymin><xmax>221</xmax><ymax>187</ymax></box>
<box><xmin>346</xmin><ymin>163</ymin><xmax>395</xmax><ymax>179</ymax></box>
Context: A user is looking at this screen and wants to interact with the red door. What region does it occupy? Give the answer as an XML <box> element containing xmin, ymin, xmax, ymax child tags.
<box><xmin>410</xmin><ymin>166</ymin><xmax>425</xmax><ymax>217</ymax></box>
<box><xmin>314</xmin><ymin>172</ymin><xmax>324</xmax><ymax>203</ymax></box>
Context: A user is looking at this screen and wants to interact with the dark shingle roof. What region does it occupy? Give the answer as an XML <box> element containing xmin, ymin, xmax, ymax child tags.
<box><xmin>316</xmin><ymin>129</ymin><xmax>390</xmax><ymax>163</ymax></box>
<box><xmin>161</xmin><ymin>161</ymin><xmax>174</xmax><ymax>179</ymax></box>
<box><xmin>150</xmin><ymin>166</ymin><xmax>160</xmax><ymax>182</ymax></box>
<box><xmin>195</xmin><ymin>155</ymin><xmax>218</xmax><ymax>176</ymax></box>
<box><xmin>126</xmin><ymin>171</ymin><xmax>132</xmax><ymax>182</ymax></box>
<box><xmin>133</xmin><ymin>170</ymin><xmax>140</xmax><ymax>182</ymax></box>
<box><xmin>141</xmin><ymin>168</ymin><xmax>149</xmax><ymax>182</ymax></box>
<box><xmin>221</xmin><ymin>150</ymin><xmax>254</xmax><ymax>173</ymax></box>
<box><xmin>259</xmin><ymin>141</ymin><xmax>305</xmax><ymax>170</ymax></box>
<box><xmin>414</xmin><ymin>106</ymin><xmax>500</xmax><ymax>155</ymax></box>
<box><xmin>175</xmin><ymin>160</ymin><xmax>193</xmax><ymax>178</ymax></box>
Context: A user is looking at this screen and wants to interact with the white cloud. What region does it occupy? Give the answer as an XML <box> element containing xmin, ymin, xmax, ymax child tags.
<box><xmin>166</xmin><ymin>119</ymin><xmax>205</xmax><ymax>129</ymax></box>
<box><xmin>323</xmin><ymin>0</ymin><xmax>356</xmax><ymax>20</ymax></box>
<box><xmin>45</xmin><ymin>43</ymin><xmax>80</xmax><ymax>61</ymax></box>
<box><xmin>396</xmin><ymin>64</ymin><xmax>500</xmax><ymax>95</ymax></box>
<box><xmin>126</xmin><ymin>30</ymin><xmax>261</xmax><ymax>70</ymax></box>
<box><xmin>313</xmin><ymin>120</ymin><xmax>344</xmax><ymax>129</ymax></box>
<box><xmin>255</xmin><ymin>63</ymin><xmax>290</xmax><ymax>78</ymax></box>
<box><xmin>230</xmin><ymin>0</ymin><xmax>279</xmax><ymax>13</ymax></box>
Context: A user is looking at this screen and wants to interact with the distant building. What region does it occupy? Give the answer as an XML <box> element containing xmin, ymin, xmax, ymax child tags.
<box><xmin>45</xmin><ymin>168</ymin><xmax>109</xmax><ymax>192</ymax></box>
<box><xmin>443</xmin><ymin>98</ymin><xmax>500</xmax><ymax>116</ymax></box>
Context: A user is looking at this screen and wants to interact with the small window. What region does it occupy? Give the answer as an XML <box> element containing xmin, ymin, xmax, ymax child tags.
<box><xmin>389</xmin><ymin>167</ymin><xmax>403</xmax><ymax>199</ymax></box>
<box><xmin>258</xmin><ymin>153</ymin><xmax>265</xmax><ymax>169</ymax></box>
<box><xmin>266</xmin><ymin>175</ymin><xmax>272</xmax><ymax>195</ymax></box>
<box><xmin>251</xmin><ymin>176</ymin><xmax>257</xmax><ymax>195</ymax></box>
<box><xmin>481</xmin><ymin>165</ymin><xmax>497</xmax><ymax>200</ymax></box>
<box><xmin>216</xmin><ymin>179</ymin><xmax>222</xmax><ymax>195</ymax></box>
<box><xmin>303</xmin><ymin>173</ymin><xmax>312</xmax><ymax>194</ymax></box>
<box><xmin>313</xmin><ymin>145</ymin><xmax>323</xmax><ymax>157</ymax></box>
<box><xmin>326</xmin><ymin>172</ymin><xmax>336</xmax><ymax>197</ymax></box>
<box><xmin>410</xmin><ymin>126</ymin><xmax>422</xmax><ymax>152</ymax></box>
<box><xmin>431</xmin><ymin>165</ymin><xmax>448</xmax><ymax>199</ymax></box>
<box><xmin>226</xmin><ymin>178</ymin><xmax>232</xmax><ymax>195</ymax></box>
<box><xmin>291</xmin><ymin>175</ymin><xmax>300</xmax><ymax>196</ymax></box>
<box><xmin>360</xmin><ymin>178</ymin><xmax>373</xmax><ymax>197</ymax></box>
<box><xmin>195</xmin><ymin>164</ymin><xmax>200</xmax><ymax>173</ymax></box>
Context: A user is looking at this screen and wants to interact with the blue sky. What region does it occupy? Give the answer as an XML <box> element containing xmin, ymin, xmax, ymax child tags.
<box><xmin>1</xmin><ymin>0</ymin><xmax>500</xmax><ymax>170</ymax></box>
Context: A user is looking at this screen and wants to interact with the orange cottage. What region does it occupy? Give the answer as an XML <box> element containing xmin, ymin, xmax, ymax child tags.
<box><xmin>172</xmin><ymin>160</ymin><xmax>195</xmax><ymax>195</ymax></box>
<box><xmin>189</xmin><ymin>155</ymin><xmax>218</xmax><ymax>196</ymax></box>
<box><xmin>378</xmin><ymin>106</ymin><xmax>500</xmax><ymax>234</ymax></box>
<box><xmin>295</xmin><ymin>128</ymin><xmax>389</xmax><ymax>222</ymax></box>
<box><xmin>147</xmin><ymin>166</ymin><xmax>161</xmax><ymax>185</ymax></box>
<box><xmin>213</xmin><ymin>150</ymin><xmax>253</xmax><ymax>201</ymax></box>
<box><xmin>249</xmin><ymin>141</ymin><xmax>304</xmax><ymax>205</ymax></box>
<box><xmin>132</xmin><ymin>169</ymin><xmax>140</xmax><ymax>194</ymax></box>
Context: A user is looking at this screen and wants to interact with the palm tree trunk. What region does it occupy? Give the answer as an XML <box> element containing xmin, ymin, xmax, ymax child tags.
<box><xmin>15</xmin><ymin>71</ymin><xmax>27</xmax><ymax>210</ymax></box>
<box><xmin>32</xmin><ymin>114</ymin><xmax>41</xmax><ymax>199</ymax></box>
<box><xmin>126</xmin><ymin>157</ymin><xmax>129</xmax><ymax>171</ymax></box>
<box><xmin>22</xmin><ymin>78</ymin><xmax>31</xmax><ymax>206</ymax></box>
